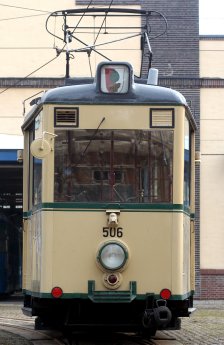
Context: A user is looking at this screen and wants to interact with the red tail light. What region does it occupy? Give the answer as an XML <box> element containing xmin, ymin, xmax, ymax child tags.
<box><xmin>51</xmin><ymin>287</ymin><xmax>63</xmax><ymax>298</ymax></box>
<box><xmin>108</xmin><ymin>274</ymin><xmax>118</xmax><ymax>285</ymax></box>
<box><xmin>160</xmin><ymin>288</ymin><xmax>171</xmax><ymax>300</ymax></box>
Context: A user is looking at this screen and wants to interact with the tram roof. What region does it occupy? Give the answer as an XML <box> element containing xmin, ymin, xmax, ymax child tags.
<box><xmin>41</xmin><ymin>81</ymin><xmax>188</xmax><ymax>107</ymax></box>
<box><xmin>23</xmin><ymin>79</ymin><xmax>197</xmax><ymax>131</ymax></box>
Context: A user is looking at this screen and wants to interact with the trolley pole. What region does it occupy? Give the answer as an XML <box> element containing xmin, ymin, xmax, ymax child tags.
<box><xmin>65</xmin><ymin>50</ymin><xmax>70</xmax><ymax>79</ymax></box>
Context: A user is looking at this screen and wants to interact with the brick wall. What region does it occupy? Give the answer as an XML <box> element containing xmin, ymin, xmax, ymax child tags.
<box><xmin>140</xmin><ymin>0</ymin><xmax>199</xmax><ymax>78</ymax></box>
<box><xmin>200</xmin><ymin>270</ymin><xmax>224</xmax><ymax>299</ymax></box>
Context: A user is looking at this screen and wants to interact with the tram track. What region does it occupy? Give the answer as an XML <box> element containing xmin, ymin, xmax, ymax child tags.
<box><xmin>0</xmin><ymin>317</ymin><xmax>66</xmax><ymax>345</ymax></box>
<box><xmin>53</xmin><ymin>331</ymin><xmax>183</xmax><ymax>345</ymax></box>
<box><xmin>0</xmin><ymin>315</ymin><xmax>183</xmax><ymax>345</ymax></box>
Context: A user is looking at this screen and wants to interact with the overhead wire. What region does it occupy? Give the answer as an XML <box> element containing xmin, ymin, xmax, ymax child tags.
<box><xmin>89</xmin><ymin>0</ymin><xmax>114</xmax><ymax>74</ymax></box>
<box><xmin>45</xmin><ymin>0</ymin><xmax>95</xmax><ymax>43</ymax></box>
<box><xmin>0</xmin><ymin>0</ymin><xmax>95</xmax><ymax>94</ymax></box>
<box><xmin>0</xmin><ymin>3</ymin><xmax>49</xmax><ymax>13</ymax></box>
<box><xmin>0</xmin><ymin>47</ymin><xmax>54</xmax><ymax>49</ymax></box>
<box><xmin>46</xmin><ymin>7</ymin><xmax>168</xmax><ymax>73</ymax></box>
<box><xmin>0</xmin><ymin>54</ymin><xmax>60</xmax><ymax>95</ymax></box>
<box><xmin>70</xmin><ymin>0</ymin><xmax>94</xmax><ymax>35</ymax></box>
<box><xmin>74</xmin><ymin>32</ymin><xmax>143</xmax><ymax>52</ymax></box>
<box><xmin>69</xmin><ymin>0</ymin><xmax>94</xmax><ymax>76</ymax></box>
<box><xmin>45</xmin><ymin>1</ymin><xmax>117</xmax><ymax>74</ymax></box>
<box><xmin>68</xmin><ymin>33</ymin><xmax>112</xmax><ymax>61</ymax></box>
<box><xmin>0</xmin><ymin>3</ymin><xmax>50</xmax><ymax>22</ymax></box>
<box><xmin>93</xmin><ymin>0</ymin><xmax>114</xmax><ymax>45</ymax></box>
<box><xmin>0</xmin><ymin>13</ymin><xmax>49</xmax><ymax>22</ymax></box>
<box><xmin>0</xmin><ymin>3</ymin><xmax>168</xmax><ymax>94</ymax></box>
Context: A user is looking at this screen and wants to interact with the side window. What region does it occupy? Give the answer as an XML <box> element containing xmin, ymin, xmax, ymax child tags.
<box><xmin>33</xmin><ymin>158</ymin><xmax>42</xmax><ymax>205</ymax></box>
<box><xmin>184</xmin><ymin>117</ymin><xmax>190</xmax><ymax>208</ymax></box>
<box><xmin>28</xmin><ymin>113</ymin><xmax>43</xmax><ymax>207</ymax></box>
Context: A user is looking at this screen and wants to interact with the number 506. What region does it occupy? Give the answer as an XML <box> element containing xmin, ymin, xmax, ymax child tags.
<box><xmin>102</xmin><ymin>227</ymin><xmax>123</xmax><ymax>238</ymax></box>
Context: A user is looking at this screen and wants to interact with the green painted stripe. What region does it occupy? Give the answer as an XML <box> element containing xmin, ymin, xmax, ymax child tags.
<box><xmin>23</xmin><ymin>212</ymin><xmax>29</xmax><ymax>219</ymax></box>
<box><xmin>23</xmin><ymin>289</ymin><xmax>194</xmax><ymax>301</ymax></box>
<box><xmin>23</xmin><ymin>202</ymin><xmax>192</xmax><ymax>218</ymax></box>
<box><xmin>39</xmin><ymin>202</ymin><xmax>184</xmax><ymax>210</ymax></box>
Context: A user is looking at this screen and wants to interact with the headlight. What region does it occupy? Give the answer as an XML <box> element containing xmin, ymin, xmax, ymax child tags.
<box><xmin>98</xmin><ymin>242</ymin><xmax>128</xmax><ymax>271</ymax></box>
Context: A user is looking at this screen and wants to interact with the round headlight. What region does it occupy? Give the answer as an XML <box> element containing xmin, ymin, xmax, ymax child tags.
<box><xmin>98</xmin><ymin>242</ymin><xmax>128</xmax><ymax>271</ymax></box>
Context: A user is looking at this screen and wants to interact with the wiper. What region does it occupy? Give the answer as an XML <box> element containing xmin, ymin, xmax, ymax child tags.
<box><xmin>81</xmin><ymin>117</ymin><xmax>105</xmax><ymax>158</ymax></box>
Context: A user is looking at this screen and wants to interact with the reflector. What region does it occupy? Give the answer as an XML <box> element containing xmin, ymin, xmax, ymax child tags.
<box><xmin>51</xmin><ymin>286</ymin><xmax>63</xmax><ymax>298</ymax></box>
<box><xmin>160</xmin><ymin>288</ymin><xmax>171</xmax><ymax>300</ymax></box>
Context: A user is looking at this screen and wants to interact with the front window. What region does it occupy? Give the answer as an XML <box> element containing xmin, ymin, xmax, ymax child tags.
<box><xmin>54</xmin><ymin>130</ymin><xmax>173</xmax><ymax>203</ymax></box>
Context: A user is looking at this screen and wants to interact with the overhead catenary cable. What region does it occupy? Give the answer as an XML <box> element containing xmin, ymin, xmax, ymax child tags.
<box><xmin>0</xmin><ymin>3</ymin><xmax>49</xmax><ymax>13</ymax></box>
<box><xmin>0</xmin><ymin>13</ymin><xmax>49</xmax><ymax>22</ymax></box>
<box><xmin>74</xmin><ymin>32</ymin><xmax>143</xmax><ymax>52</ymax></box>
<box><xmin>0</xmin><ymin>3</ymin><xmax>168</xmax><ymax>94</ymax></box>
<box><xmin>0</xmin><ymin>54</ymin><xmax>61</xmax><ymax>95</ymax></box>
<box><xmin>0</xmin><ymin>47</ymin><xmax>53</xmax><ymax>49</ymax></box>
<box><xmin>93</xmin><ymin>0</ymin><xmax>114</xmax><ymax>45</ymax></box>
<box><xmin>0</xmin><ymin>0</ymin><xmax>95</xmax><ymax>93</ymax></box>
<box><xmin>45</xmin><ymin>0</ymin><xmax>115</xmax><ymax>76</ymax></box>
<box><xmin>63</xmin><ymin>0</ymin><xmax>95</xmax><ymax>77</ymax></box>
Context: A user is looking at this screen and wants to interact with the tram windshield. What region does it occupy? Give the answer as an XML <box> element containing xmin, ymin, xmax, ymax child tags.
<box><xmin>54</xmin><ymin>130</ymin><xmax>173</xmax><ymax>203</ymax></box>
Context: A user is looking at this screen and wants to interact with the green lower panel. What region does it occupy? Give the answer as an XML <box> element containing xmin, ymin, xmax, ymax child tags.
<box><xmin>23</xmin><ymin>284</ymin><xmax>194</xmax><ymax>302</ymax></box>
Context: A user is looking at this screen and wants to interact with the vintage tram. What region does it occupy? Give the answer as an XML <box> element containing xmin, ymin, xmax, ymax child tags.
<box><xmin>22</xmin><ymin>61</ymin><xmax>196</xmax><ymax>335</ymax></box>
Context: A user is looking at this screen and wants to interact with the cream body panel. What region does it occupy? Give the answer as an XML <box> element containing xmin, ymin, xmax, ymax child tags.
<box><xmin>39</xmin><ymin>212</ymin><xmax>54</xmax><ymax>292</ymax></box>
<box><xmin>30</xmin><ymin>212</ymin><xmax>42</xmax><ymax>292</ymax></box>
<box><xmin>183</xmin><ymin>215</ymin><xmax>191</xmax><ymax>293</ymax></box>
<box><xmin>23</xmin><ymin>219</ymin><xmax>31</xmax><ymax>291</ymax></box>
<box><xmin>51</xmin><ymin>211</ymin><xmax>172</xmax><ymax>294</ymax></box>
<box><xmin>78</xmin><ymin>105</ymin><xmax>165</xmax><ymax>130</ymax></box>
<box><xmin>27</xmin><ymin>210</ymin><xmax>191</xmax><ymax>296</ymax></box>
<box><xmin>171</xmin><ymin>213</ymin><xmax>191</xmax><ymax>295</ymax></box>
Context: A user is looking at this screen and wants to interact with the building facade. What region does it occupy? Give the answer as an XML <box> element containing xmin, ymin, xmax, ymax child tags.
<box><xmin>199</xmin><ymin>35</ymin><xmax>224</xmax><ymax>299</ymax></box>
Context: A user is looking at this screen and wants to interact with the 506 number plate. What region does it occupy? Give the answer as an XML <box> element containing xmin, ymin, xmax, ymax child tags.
<box><xmin>102</xmin><ymin>227</ymin><xmax>123</xmax><ymax>238</ymax></box>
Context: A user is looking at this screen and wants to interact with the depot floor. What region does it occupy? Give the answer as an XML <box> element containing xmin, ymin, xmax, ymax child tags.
<box><xmin>0</xmin><ymin>298</ymin><xmax>224</xmax><ymax>345</ymax></box>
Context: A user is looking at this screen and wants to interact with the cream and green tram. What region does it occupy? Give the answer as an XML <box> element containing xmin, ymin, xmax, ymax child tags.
<box><xmin>22</xmin><ymin>62</ymin><xmax>196</xmax><ymax>335</ymax></box>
